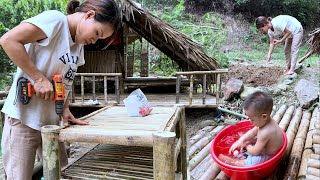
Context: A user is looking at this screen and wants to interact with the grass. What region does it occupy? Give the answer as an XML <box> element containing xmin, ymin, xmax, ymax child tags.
<box><xmin>225</xmin><ymin>44</ymin><xmax>319</xmax><ymax>68</ymax></box>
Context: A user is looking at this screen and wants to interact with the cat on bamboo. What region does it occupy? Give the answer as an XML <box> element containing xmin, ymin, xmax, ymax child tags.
<box><xmin>219</xmin><ymin>91</ymin><xmax>284</xmax><ymax>166</ymax></box>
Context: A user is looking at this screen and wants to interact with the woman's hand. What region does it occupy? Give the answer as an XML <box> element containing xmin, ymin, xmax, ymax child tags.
<box><xmin>273</xmin><ymin>39</ymin><xmax>282</xmax><ymax>45</ymax></box>
<box><xmin>62</xmin><ymin>107</ymin><xmax>89</xmax><ymax>127</ymax></box>
<box><xmin>33</xmin><ymin>77</ymin><xmax>54</xmax><ymax>101</ymax></box>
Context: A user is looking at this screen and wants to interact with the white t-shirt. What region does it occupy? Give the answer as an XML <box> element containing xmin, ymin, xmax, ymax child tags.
<box><xmin>268</xmin><ymin>15</ymin><xmax>302</xmax><ymax>38</ymax></box>
<box><xmin>2</xmin><ymin>10</ymin><xmax>85</xmax><ymax>131</ymax></box>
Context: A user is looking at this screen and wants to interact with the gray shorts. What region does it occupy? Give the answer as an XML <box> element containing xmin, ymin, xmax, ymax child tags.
<box><xmin>245</xmin><ymin>153</ymin><xmax>272</xmax><ymax>166</ymax></box>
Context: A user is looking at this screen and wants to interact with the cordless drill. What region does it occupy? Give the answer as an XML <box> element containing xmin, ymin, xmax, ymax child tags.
<box><xmin>18</xmin><ymin>74</ymin><xmax>65</xmax><ymax>116</ymax></box>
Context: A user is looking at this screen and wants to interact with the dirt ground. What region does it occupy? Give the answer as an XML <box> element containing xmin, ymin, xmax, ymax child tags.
<box><xmin>222</xmin><ymin>64</ymin><xmax>284</xmax><ymax>87</ymax></box>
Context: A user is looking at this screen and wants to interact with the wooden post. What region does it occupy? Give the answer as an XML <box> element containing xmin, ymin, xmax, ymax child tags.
<box><xmin>176</xmin><ymin>75</ymin><xmax>181</xmax><ymax>103</ymax></box>
<box><xmin>216</xmin><ymin>74</ymin><xmax>221</xmax><ymax>104</ymax></box>
<box><xmin>92</xmin><ymin>76</ymin><xmax>96</xmax><ymax>101</ymax></box>
<box><xmin>71</xmin><ymin>83</ymin><xmax>75</xmax><ymax>103</ymax></box>
<box><xmin>115</xmin><ymin>75</ymin><xmax>120</xmax><ymax>104</ymax></box>
<box><xmin>189</xmin><ymin>74</ymin><xmax>193</xmax><ymax>105</ymax></box>
<box><xmin>202</xmin><ymin>74</ymin><xmax>207</xmax><ymax>104</ymax></box>
<box><xmin>41</xmin><ymin>125</ymin><xmax>61</xmax><ymax>180</ymax></box>
<box><xmin>178</xmin><ymin>107</ymin><xmax>187</xmax><ymax>180</ymax></box>
<box><xmin>153</xmin><ymin>131</ymin><xmax>176</xmax><ymax>180</ymax></box>
<box><xmin>104</xmin><ymin>76</ymin><xmax>108</xmax><ymax>104</ymax></box>
<box><xmin>81</xmin><ymin>75</ymin><xmax>84</xmax><ymax>103</ymax></box>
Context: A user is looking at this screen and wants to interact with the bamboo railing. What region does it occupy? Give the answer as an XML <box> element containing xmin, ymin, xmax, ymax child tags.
<box><xmin>70</xmin><ymin>73</ymin><xmax>122</xmax><ymax>105</ymax></box>
<box><xmin>175</xmin><ymin>69</ymin><xmax>228</xmax><ymax>106</ymax></box>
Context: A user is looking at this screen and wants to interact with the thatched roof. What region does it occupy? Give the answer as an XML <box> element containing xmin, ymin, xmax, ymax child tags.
<box><xmin>299</xmin><ymin>27</ymin><xmax>320</xmax><ymax>63</ymax></box>
<box><xmin>121</xmin><ymin>0</ymin><xmax>219</xmax><ymax>71</ymax></box>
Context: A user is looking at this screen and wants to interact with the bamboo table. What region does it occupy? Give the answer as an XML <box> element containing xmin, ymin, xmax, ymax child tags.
<box><xmin>41</xmin><ymin>105</ymin><xmax>187</xmax><ymax>180</ymax></box>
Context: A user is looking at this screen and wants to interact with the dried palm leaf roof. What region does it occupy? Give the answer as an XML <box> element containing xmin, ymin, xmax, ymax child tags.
<box><xmin>121</xmin><ymin>0</ymin><xmax>219</xmax><ymax>71</ymax></box>
<box><xmin>299</xmin><ymin>27</ymin><xmax>320</xmax><ymax>63</ymax></box>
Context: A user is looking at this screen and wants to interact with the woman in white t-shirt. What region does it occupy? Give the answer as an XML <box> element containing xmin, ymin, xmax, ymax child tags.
<box><xmin>0</xmin><ymin>0</ymin><xmax>121</xmax><ymax>179</ymax></box>
<box><xmin>256</xmin><ymin>15</ymin><xmax>303</xmax><ymax>75</ymax></box>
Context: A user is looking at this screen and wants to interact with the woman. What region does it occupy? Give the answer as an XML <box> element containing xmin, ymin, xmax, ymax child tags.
<box><xmin>0</xmin><ymin>0</ymin><xmax>121</xmax><ymax>179</ymax></box>
<box><xmin>256</xmin><ymin>15</ymin><xmax>303</xmax><ymax>75</ymax></box>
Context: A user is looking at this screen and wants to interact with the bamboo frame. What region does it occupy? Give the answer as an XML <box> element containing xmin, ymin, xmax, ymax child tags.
<box><xmin>42</xmin><ymin>105</ymin><xmax>187</xmax><ymax>179</ymax></box>
<box><xmin>283</xmin><ymin>111</ymin><xmax>312</xmax><ymax>180</ymax></box>
<box><xmin>273</xmin><ymin>105</ymin><xmax>287</xmax><ymax>124</ymax></box>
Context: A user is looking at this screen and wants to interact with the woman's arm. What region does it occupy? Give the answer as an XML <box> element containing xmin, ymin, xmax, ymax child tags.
<box><xmin>273</xmin><ymin>28</ymin><xmax>291</xmax><ymax>45</ymax></box>
<box><xmin>0</xmin><ymin>23</ymin><xmax>54</xmax><ymax>100</ymax></box>
<box><xmin>266</xmin><ymin>37</ymin><xmax>275</xmax><ymax>62</ymax></box>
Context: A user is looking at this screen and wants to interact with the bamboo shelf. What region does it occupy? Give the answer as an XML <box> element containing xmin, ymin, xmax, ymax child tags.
<box><xmin>41</xmin><ymin>105</ymin><xmax>187</xmax><ymax>180</ymax></box>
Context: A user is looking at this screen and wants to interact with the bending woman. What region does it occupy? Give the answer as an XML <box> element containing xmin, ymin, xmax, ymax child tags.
<box><xmin>256</xmin><ymin>15</ymin><xmax>303</xmax><ymax>75</ymax></box>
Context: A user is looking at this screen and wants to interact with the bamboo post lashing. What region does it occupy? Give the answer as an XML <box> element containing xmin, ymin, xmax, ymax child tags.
<box><xmin>283</xmin><ymin>111</ymin><xmax>312</xmax><ymax>180</ymax></box>
<box><xmin>189</xmin><ymin>74</ymin><xmax>194</xmax><ymax>105</ymax></box>
<box><xmin>189</xmin><ymin>141</ymin><xmax>212</xmax><ymax>171</ymax></box>
<box><xmin>115</xmin><ymin>75</ymin><xmax>120</xmax><ymax>104</ymax></box>
<box><xmin>92</xmin><ymin>75</ymin><xmax>96</xmax><ymax>101</ymax></box>
<box><xmin>81</xmin><ymin>75</ymin><xmax>84</xmax><ymax>103</ymax></box>
<box><xmin>41</xmin><ymin>125</ymin><xmax>61</xmax><ymax>180</ymax></box>
<box><xmin>202</xmin><ymin>74</ymin><xmax>207</xmax><ymax>104</ymax></box>
<box><xmin>176</xmin><ymin>75</ymin><xmax>181</xmax><ymax>103</ymax></box>
<box><xmin>103</xmin><ymin>76</ymin><xmax>108</xmax><ymax>104</ymax></box>
<box><xmin>278</xmin><ymin>105</ymin><xmax>295</xmax><ymax>130</ymax></box>
<box><xmin>153</xmin><ymin>131</ymin><xmax>176</xmax><ymax>180</ymax></box>
<box><xmin>215</xmin><ymin>171</ymin><xmax>230</xmax><ymax>180</ymax></box>
<box><xmin>198</xmin><ymin>161</ymin><xmax>220</xmax><ymax>180</ymax></box>
<box><xmin>188</xmin><ymin>125</ymin><xmax>224</xmax><ymax>158</ymax></box>
<box><xmin>190</xmin><ymin>154</ymin><xmax>213</xmax><ymax>179</ymax></box>
<box><xmin>273</xmin><ymin>105</ymin><xmax>288</xmax><ymax>124</ymax></box>
<box><xmin>189</xmin><ymin>126</ymin><xmax>216</xmax><ymax>146</ymax></box>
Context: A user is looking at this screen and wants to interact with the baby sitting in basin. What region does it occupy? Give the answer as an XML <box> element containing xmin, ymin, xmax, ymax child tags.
<box><xmin>219</xmin><ymin>91</ymin><xmax>284</xmax><ymax>166</ymax></box>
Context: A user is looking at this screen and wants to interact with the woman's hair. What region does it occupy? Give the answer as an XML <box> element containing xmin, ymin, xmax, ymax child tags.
<box><xmin>67</xmin><ymin>0</ymin><xmax>121</xmax><ymax>32</ymax></box>
<box><xmin>243</xmin><ymin>91</ymin><xmax>273</xmax><ymax>115</ymax></box>
<box><xmin>255</xmin><ymin>16</ymin><xmax>272</xmax><ymax>29</ymax></box>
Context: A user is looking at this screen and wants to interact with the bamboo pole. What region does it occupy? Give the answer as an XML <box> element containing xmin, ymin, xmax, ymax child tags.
<box><xmin>298</xmin><ymin>149</ymin><xmax>312</xmax><ymax>178</ymax></box>
<box><xmin>202</xmin><ymin>74</ymin><xmax>207</xmax><ymax>104</ymax></box>
<box><xmin>189</xmin><ymin>141</ymin><xmax>211</xmax><ymax>171</ymax></box>
<box><xmin>282</xmin><ymin>111</ymin><xmax>312</xmax><ymax>180</ymax></box>
<box><xmin>217</xmin><ymin>107</ymin><xmax>248</xmax><ymax>119</ymax></box>
<box><xmin>178</xmin><ymin>107</ymin><xmax>187</xmax><ymax>180</ymax></box>
<box><xmin>307</xmin><ymin>167</ymin><xmax>320</xmax><ymax>177</ymax></box>
<box><xmin>273</xmin><ymin>105</ymin><xmax>288</xmax><ymax>124</ymax></box>
<box><xmin>309</xmin><ymin>107</ymin><xmax>319</xmax><ymax>131</ymax></box>
<box><xmin>115</xmin><ymin>75</ymin><xmax>120</xmax><ymax>104</ymax></box>
<box><xmin>216</xmin><ymin>73</ymin><xmax>221</xmax><ymax>104</ymax></box>
<box><xmin>188</xmin><ymin>126</ymin><xmax>224</xmax><ymax>157</ymax></box>
<box><xmin>215</xmin><ymin>171</ymin><xmax>230</xmax><ymax>180</ymax></box>
<box><xmin>313</xmin><ymin>135</ymin><xmax>320</xmax><ymax>144</ymax></box>
<box><xmin>190</xmin><ymin>154</ymin><xmax>213</xmax><ymax>179</ymax></box>
<box><xmin>306</xmin><ymin>174</ymin><xmax>320</xmax><ymax>180</ymax></box>
<box><xmin>308</xmin><ymin>158</ymin><xmax>320</xmax><ymax>169</ymax></box>
<box><xmin>176</xmin><ymin>75</ymin><xmax>181</xmax><ymax>103</ymax></box>
<box><xmin>198</xmin><ymin>161</ymin><xmax>220</xmax><ymax>180</ymax></box>
<box><xmin>267</xmin><ymin>107</ymin><xmax>303</xmax><ymax>180</ymax></box>
<box><xmin>175</xmin><ymin>69</ymin><xmax>229</xmax><ymax>75</ymax></box>
<box><xmin>189</xmin><ymin>74</ymin><xmax>193</xmax><ymax>105</ymax></box>
<box><xmin>310</xmin><ymin>153</ymin><xmax>320</xmax><ymax>159</ymax></box>
<box><xmin>153</xmin><ymin>131</ymin><xmax>176</xmax><ymax>180</ymax></box>
<box><xmin>279</xmin><ymin>105</ymin><xmax>295</xmax><ymax>131</ymax></box>
<box><xmin>41</xmin><ymin>125</ymin><xmax>61</xmax><ymax>180</ymax></box>
<box><xmin>81</xmin><ymin>75</ymin><xmax>84</xmax><ymax>103</ymax></box>
<box><xmin>92</xmin><ymin>76</ymin><xmax>96</xmax><ymax>101</ymax></box>
<box><xmin>189</xmin><ymin>126</ymin><xmax>216</xmax><ymax>146</ymax></box>
<box><xmin>104</xmin><ymin>76</ymin><xmax>108</xmax><ymax>104</ymax></box>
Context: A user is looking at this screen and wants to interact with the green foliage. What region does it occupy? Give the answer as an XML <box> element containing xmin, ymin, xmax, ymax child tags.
<box><xmin>0</xmin><ymin>0</ymin><xmax>68</xmax><ymax>89</ymax></box>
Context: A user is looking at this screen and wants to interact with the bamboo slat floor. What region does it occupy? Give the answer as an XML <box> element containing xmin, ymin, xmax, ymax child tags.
<box><xmin>62</xmin><ymin>144</ymin><xmax>153</xmax><ymax>180</ymax></box>
<box><xmin>189</xmin><ymin>105</ymin><xmax>319</xmax><ymax>180</ymax></box>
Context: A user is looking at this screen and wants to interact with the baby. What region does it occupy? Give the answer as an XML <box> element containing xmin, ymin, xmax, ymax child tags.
<box><xmin>219</xmin><ymin>91</ymin><xmax>284</xmax><ymax>166</ymax></box>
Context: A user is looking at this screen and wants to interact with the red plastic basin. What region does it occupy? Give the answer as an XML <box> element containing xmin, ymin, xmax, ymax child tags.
<box><xmin>210</xmin><ymin>120</ymin><xmax>287</xmax><ymax>180</ymax></box>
